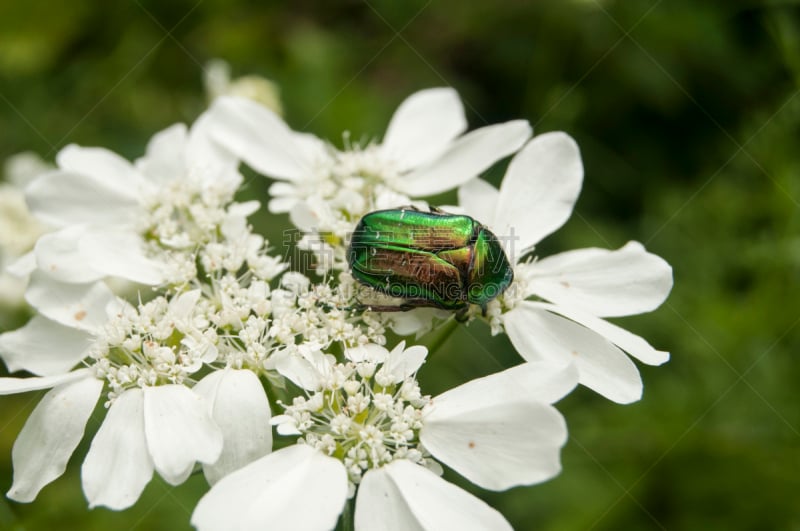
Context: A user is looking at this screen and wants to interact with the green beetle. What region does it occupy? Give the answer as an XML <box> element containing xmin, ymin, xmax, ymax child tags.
<box><xmin>347</xmin><ymin>207</ymin><xmax>514</xmax><ymax>317</ymax></box>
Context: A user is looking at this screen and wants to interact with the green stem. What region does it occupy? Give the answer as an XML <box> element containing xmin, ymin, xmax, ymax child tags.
<box><xmin>424</xmin><ymin>317</ymin><xmax>459</xmax><ymax>357</ymax></box>
<box><xmin>341</xmin><ymin>497</ymin><xmax>355</xmax><ymax>531</ymax></box>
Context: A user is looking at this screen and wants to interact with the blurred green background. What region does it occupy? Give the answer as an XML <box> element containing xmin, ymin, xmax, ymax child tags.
<box><xmin>1</xmin><ymin>0</ymin><xmax>799</xmax><ymax>529</ymax></box>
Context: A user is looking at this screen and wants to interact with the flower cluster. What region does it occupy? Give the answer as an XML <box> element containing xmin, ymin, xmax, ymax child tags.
<box><xmin>0</xmin><ymin>77</ymin><xmax>672</xmax><ymax>531</ymax></box>
<box><xmin>207</xmin><ymin>88</ymin><xmax>531</xmax><ymax>272</ymax></box>
<box><xmin>0</xmin><ymin>152</ymin><xmax>50</xmax><ymax>308</ymax></box>
<box><xmin>196</xmin><ymin>351</ymin><xmax>577</xmax><ymax>531</ymax></box>
<box><xmin>274</xmin><ymin>342</ymin><xmax>437</xmax><ymax>488</ymax></box>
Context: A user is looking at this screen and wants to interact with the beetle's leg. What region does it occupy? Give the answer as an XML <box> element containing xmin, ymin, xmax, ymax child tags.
<box><xmin>338</xmin><ymin>303</ymin><xmax>364</xmax><ymax>313</ymax></box>
<box><xmin>353</xmin><ymin>303</ymin><xmax>418</xmax><ymax>313</ymax></box>
<box><xmin>454</xmin><ymin>306</ymin><xmax>470</xmax><ymax>322</ymax></box>
<box><xmin>339</xmin><ymin>296</ymin><xmax>402</xmax><ymax>313</ymax></box>
<box><xmin>354</xmin><ymin>298</ymin><xmax>459</xmax><ymax>313</ymax></box>
<box><xmin>428</xmin><ymin>205</ymin><xmax>446</xmax><ymax>214</ymax></box>
<box><xmin>347</xmin><ymin>296</ymin><xmax>420</xmax><ymax>313</ymax></box>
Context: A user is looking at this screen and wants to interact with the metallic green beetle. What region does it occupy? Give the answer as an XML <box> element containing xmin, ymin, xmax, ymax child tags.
<box><xmin>347</xmin><ymin>207</ymin><xmax>514</xmax><ymax>316</ymax></box>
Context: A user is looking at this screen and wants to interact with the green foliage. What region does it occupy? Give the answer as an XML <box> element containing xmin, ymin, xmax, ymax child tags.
<box><xmin>1</xmin><ymin>0</ymin><xmax>799</xmax><ymax>529</ymax></box>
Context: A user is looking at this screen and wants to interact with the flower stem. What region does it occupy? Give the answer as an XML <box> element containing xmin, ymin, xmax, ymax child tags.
<box><xmin>341</xmin><ymin>497</ymin><xmax>355</xmax><ymax>531</ymax></box>
<box><xmin>425</xmin><ymin>317</ymin><xmax>459</xmax><ymax>357</ymax></box>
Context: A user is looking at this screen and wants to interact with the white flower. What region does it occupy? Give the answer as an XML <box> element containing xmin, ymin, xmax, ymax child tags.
<box><xmin>458</xmin><ymin>132</ymin><xmax>673</xmax><ymax>404</ymax></box>
<box><xmin>1</xmin><ymin>257</ymin><xmax>390</xmax><ymax>508</ymax></box>
<box><xmin>0</xmin><ymin>368</ymin><xmax>223</xmax><ymax>509</ymax></box>
<box><xmin>23</xmin><ymin>115</ymin><xmax>242</xmax><ymax>286</ymax></box>
<box><xmin>192</xmin><ymin>343</ymin><xmax>578</xmax><ymax>531</ymax></box>
<box><xmin>0</xmin><ymin>281</ymin><xmax>234</xmax><ymax>508</ymax></box>
<box><xmin>209</xmin><ymin>87</ymin><xmax>531</xmax><ymax>211</ymax></box>
<box><xmin>205</xmin><ymin>88</ymin><xmax>532</xmax><ymax>271</ymax></box>
<box><xmin>204</xmin><ymin>58</ymin><xmax>282</xmax><ymax>115</ymax></box>
<box><xmin>0</xmin><ymin>152</ymin><xmax>51</xmax><ymax>307</ymax></box>
<box><xmin>81</xmin><ymin>383</ymin><xmax>222</xmax><ymax>509</ymax></box>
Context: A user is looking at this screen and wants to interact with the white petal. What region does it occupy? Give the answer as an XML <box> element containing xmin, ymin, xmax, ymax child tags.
<box><xmin>402</xmin><ymin>120</ymin><xmax>532</xmax><ymax>196</ymax></box>
<box><xmin>0</xmin><ymin>369</ymin><xmax>91</xmax><ymax>395</ymax></box>
<box><xmin>268</xmin><ymin>181</ymin><xmax>296</xmax><ymax>197</ymax></box>
<box><xmin>384</xmin><ymin>342</ymin><xmax>428</xmax><ymax>383</ymax></box>
<box><xmin>288</xmin><ymin>199</ymin><xmax>318</xmax><ymax>232</ymax></box>
<box><xmin>6</xmin><ymin>251</ymin><xmax>36</xmax><ymax>277</ymax></box>
<box><xmin>345</xmin><ymin>344</ymin><xmax>388</xmax><ymax>364</ymax></box>
<box><xmin>143</xmin><ymin>385</ymin><xmax>223</xmax><ymax>485</ymax></box>
<box><xmin>79</xmin><ymin>229</ymin><xmax>165</xmax><ymax>285</ymax></box>
<box><xmin>274</xmin><ymin>347</ymin><xmax>335</xmax><ymax>391</ymax></box>
<box><xmin>268</xmin><ymin>196</ymin><xmax>299</xmax><ymax>214</ymax></box>
<box><xmin>192</xmin><ymin>445</ymin><xmax>347</xmax><ymax>531</ymax></box>
<box><xmin>275</xmin><ymin>422</ymin><xmax>302</xmax><ymax>437</ymax></box>
<box><xmin>384</xmin><ymin>308</ymin><xmax>450</xmax><ymax>338</ymax></box>
<box><xmin>529</xmin><ymin>241</ymin><xmax>673</xmax><ymax>317</ymax></box>
<box><xmin>436</xmin><ymin>362</ymin><xmax>577</xmax><ymax>409</ymax></box>
<box><xmin>193</xmin><ymin>370</ymin><xmax>273</xmax><ymax>485</ymax></box>
<box><xmin>421</xmin><ymin>366</ymin><xmax>570</xmax><ymax>490</ymax></box>
<box><xmin>533</xmin><ymin>301</ymin><xmax>670</xmax><ymax>366</ymax></box>
<box><xmin>7</xmin><ymin>375</ymin><xmax>102</xmax><ymax>502</ymax></box>
<box><xmin>201</xmin><ymin>164</ymin><xmax>245</xmax><ymax>194</ymax></box>
<box><xmin>26</xmin><ymin>170</ymin><xmax>140</xmax><ymax>228</ymax></box>
<box><xmin>291</xmin><ymin>131</ymin><xmax>329</xmax><ymax>163</ymax></box>
<box><xmin>25</xmin><ymin>272</ymin><xmax>114</xmax><ymax>332</ymax></box>
<box><xmin>208</xmin><ymin>96</ymin><xmax>315</xmax><ymax>181</ymax></box>
<box><xmin>33</xmin><ymin>226</ymin><xmax>106</xmax><ymax>283</ymax></box>
<box><xmin>135</xmin><ymin>123</ymin><xmax>188</xmax><ymax>186</ymax></box>
<box><xmin>458</xmin><ymin>178</ymin><xmax>499</xmax><ymax>225</ymax></box>
<box><xmin>189</xmin><ymin>112</ymin><xmax>236</xmax><ymax>167</ymax></box>
<box><xmin>381</xmin><ymin>88</ymin><xmax>466</xmax><ymax>171</ymax></box>
<box><xmin>4</xmin><ymin>151</ymin><xmax>52</xmax><ymax>187</ymax></box>
<box><xmin>228</xmin><ymin>200</ymin><xmax>261</xmax><ymax>218</ymax></box>
<box><xmin>0</xmin><ymin>318</ymin><xmax>91</xmax><ymax>376</ymax></box>
<box><xmin>167</xmin><ymin>289</ymin><xmax>202</xmax><ymax>322</ymax></box>
<box><xmin>503</xmin><ymin>302</ymin><xmax>642</xmax><ymax>404</ymax></box>
<box><xmin>374</xmin><ymin>189</ymin><xmax>415</xmax><ymax>211</ymax></box>
<box><xmin>56</xmin><ymin>145</ymin><xmax>148</xmax><ymax>196</ymax></box>
<box><xmin>494</xmin><ymin>132</ymin><xmax>583</xmax><ymax>255</ymax></box>
<box><xmin>82</xmin><ymin>388</ymin><xmax>154</xmax><ymax>510</ymax></box>
<box><xmin>273</xmin><ymin>353</ymin><xmax>320</xmax><ymax>391</ymax></box>
<box><xmin>0</xmin><ymin>272</ymin><xmax>25</xmax><ymax>306</ymax></box>
<box><xmin>188</xmin><ymin>112</ymin><xmax>244</xmax><ymax>190</ymax></box>
<box><xmin>356</xmin><ymin>460</ymin><xmax>512</xmax><ymax>531</ymax></box>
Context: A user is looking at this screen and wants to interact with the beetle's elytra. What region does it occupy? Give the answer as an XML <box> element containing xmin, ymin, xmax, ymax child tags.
<box><xmin>347</xmin><ymin>207</ymin><xmax>514</xmax><ymax>315</ymax></box>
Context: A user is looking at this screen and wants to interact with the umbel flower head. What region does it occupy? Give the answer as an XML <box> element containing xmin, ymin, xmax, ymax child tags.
<box><xmin>205</xmin><ymin>87</ymin><xmax>532</xmax><ymax>271</ymax></box>
<box><xmin>458</xmin><ymin>132</ymin><xmax>673</xmax><ymax>403</ymax></box>
<box><xmin>0</xmin><ymin>288</ymin><xmax>228</xmax><ymax>508</ymax></box>
<box><xmin>0</xmin><ymin>261</ymin><xmax>306</xmax><ymax>508</ymax></box>
<box><xmin>0</xmin><ymin>109</ymin><xmax>284</xmax><ymax>507</ymax></box>
<box><xmin>21</xmin><ymin>116</ymin><xmax>250</xmax><ymax>286</ymax></box>
<box><xmin>0</xmin><ymin>253</ymin><xmax>385</xmax><ymax>508</ymax></box>
<box><xmin>192</xmin><ymin>342</ymin><xmax>578</xmax><ymax>531</ymax></box>
<box><xmin>0</xmin><ymin>79</ymin><xmax>674</xmax><ymax>531</ymax></box>
<box><xmin>0</xmin><ymin>111</ymin><xmax>388</xmax><ymax>508</ymax></box>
